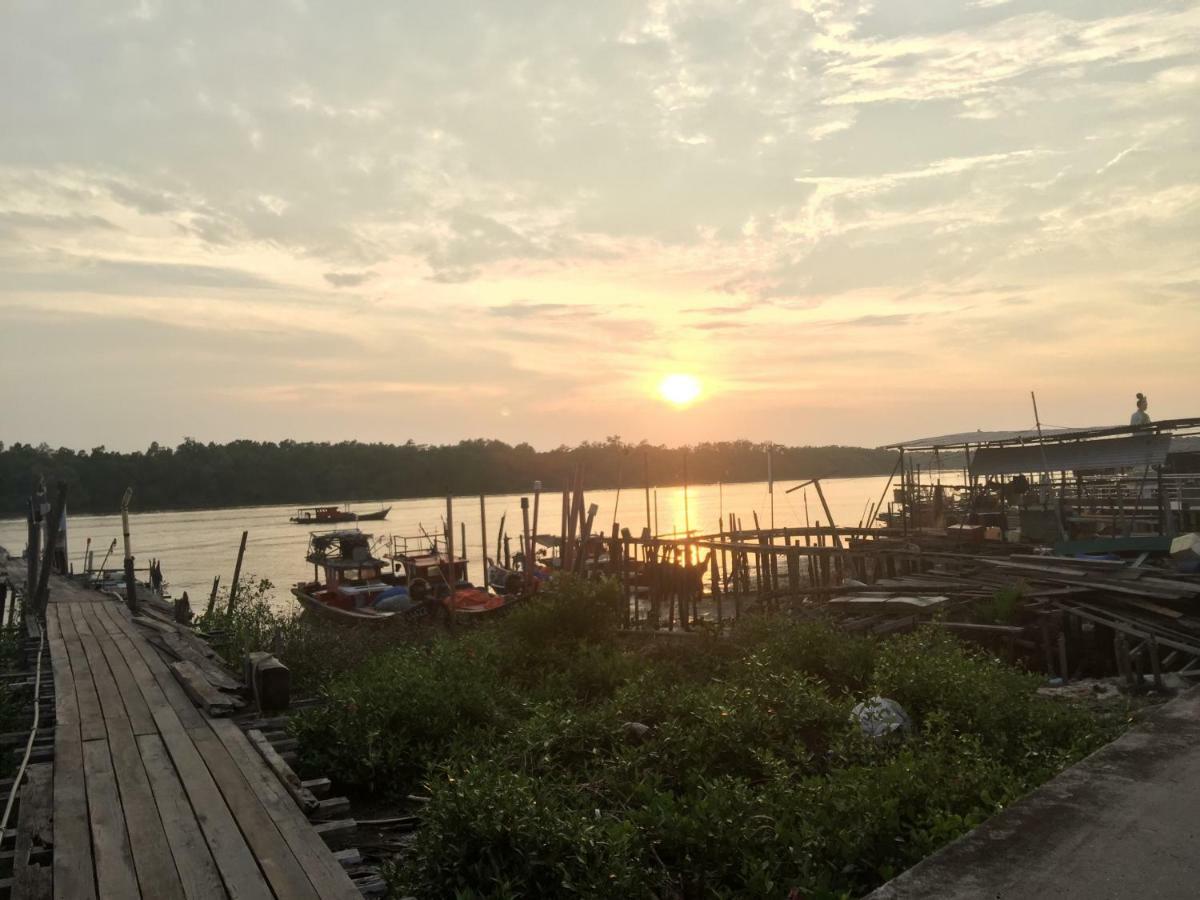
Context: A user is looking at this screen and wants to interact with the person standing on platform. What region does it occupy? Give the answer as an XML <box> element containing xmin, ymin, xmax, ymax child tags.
<box><xmin>1130</xmin><ymin>392</ymin><xmax>1151</xmax><ymax>426</ymax></box>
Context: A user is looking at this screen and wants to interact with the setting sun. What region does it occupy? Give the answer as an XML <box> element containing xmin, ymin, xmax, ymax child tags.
<box><xmin>658</xmin><ymin>373</ymin><xmax>703</xmax><ymax>407</ymax></box>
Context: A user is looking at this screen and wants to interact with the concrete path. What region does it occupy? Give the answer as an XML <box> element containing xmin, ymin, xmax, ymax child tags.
<box><xmin>869</xmin><ymin>688</ymin><xmax>1200</xmax><ymax>899</ymax></box>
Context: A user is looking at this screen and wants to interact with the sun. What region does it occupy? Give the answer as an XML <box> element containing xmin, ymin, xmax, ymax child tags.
<box><xmin>658</xmin><ymin>373</ymin><xmax>702</xmax><ymax>407</ymax></box>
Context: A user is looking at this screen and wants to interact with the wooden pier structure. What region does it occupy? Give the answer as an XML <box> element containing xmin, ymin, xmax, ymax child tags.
<box><xmin>5</xmin><ymin>560</ymin><xmax>361</xmax><ymax>899</ymax></box>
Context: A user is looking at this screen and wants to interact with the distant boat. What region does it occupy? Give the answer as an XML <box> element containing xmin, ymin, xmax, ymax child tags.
<box><xmin>288</xmin><ymin>504</ymin><xmax>391</xmax><ymax>525</ymax></box>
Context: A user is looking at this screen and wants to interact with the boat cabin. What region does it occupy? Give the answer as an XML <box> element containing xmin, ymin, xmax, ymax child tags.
<box><xmin>292</xmin><ymin>506</ymin><xmax>346</xmax><ymax>524</ymax></box>
<box><xmin>303</xmin><ymin>530</ymin><xmax>398</xmax><ymax>610</ymax></box>
<box><xmin>385</xmin><ymin>534</ymin><xmax>469</xmax><ymax>595</ymax></box>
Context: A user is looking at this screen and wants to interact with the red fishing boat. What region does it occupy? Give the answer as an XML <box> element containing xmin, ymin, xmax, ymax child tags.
<box><xmin>292</xmin><ymin>530</ymin><xmax>518</xmax><ymax>626</ymax></box>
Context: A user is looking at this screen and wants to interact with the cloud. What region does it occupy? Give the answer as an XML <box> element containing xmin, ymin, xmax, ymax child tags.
<box><xmin>1</xmin><ymin>0</ymin><xmax>1198</xmax><ymax>448</ymax></box>
<box><xmin>323</xmin><ymin>271</ymin><xmax>376</xmax><ymax>288</ymax></box>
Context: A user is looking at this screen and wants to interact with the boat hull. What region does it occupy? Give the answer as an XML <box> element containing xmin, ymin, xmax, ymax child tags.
<box><xmin>290</xmin><ymin>506</ymin><xmax>392</xmax><ymax>525</ymax></box>
<box><xmin>291</xmin><ymin>586</ymin><xmax>404</xmax><ymax>625</ymax></box>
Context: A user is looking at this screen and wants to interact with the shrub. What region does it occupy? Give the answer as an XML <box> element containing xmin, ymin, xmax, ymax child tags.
<box><xmin>283</xmin><ymin>585</ymin><xmax>1123</xmax><ymax>898</ymax></box>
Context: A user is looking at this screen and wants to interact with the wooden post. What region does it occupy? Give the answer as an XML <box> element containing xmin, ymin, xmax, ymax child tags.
<box><xmin>787</xmin><ymin>547</ymin><xmax>800</xmax><ymax>611</ymax></box>
<box><xmin>710</xmin><ymin>550</ymin><xmax>723</xmax><ymax>625</ymax></box>
<box><xmin>479</xmin><ymin>495</ymin><xmax>489</xmax><ymax>588</ymax></box>
<box><xmin>575</xmin><ymin>504</ymin><xmax>598</xmax><ymax>575</ymax></box>
<box><xmin>25</xmin><ymin>499</ymin><xmax>39</xmax><ymax>610</ymax></box>
<box><xmin>1057</xmin><ymin>632</ymin><xmax>1069</xmax><ymax>685</ymax></box>
<box><xmin>643</xmin><ymin>450</ymin><xmax>652</xmax><ymax>538</ymax></box>
<box><xmin>520</xmin><ymin>497</ymin><xmax>532</xmax><ymax>593</ymax></box>
<box><xmin>531</xmin><ymin>481</ymin><xmax>541</xmax><ymax>570</ymax></box>
<box><xmin>682</xmin><ymin>448</ymin><xmax>690</xmax><ymax>540</ymax></box>
<box><xmin>35</xmin><ymin>481</ymin><xmax>68</xmax><ymax>616</ymax></box>
<box><xmin>226</xmin><ymin>529</ymin><xmax>249</xmax><ymax>614</ymax></box>
<box><xmin>446</xmin><ymin>496</ymin><xmax>457</xmax><ymax>592</ymax></box>
<box><xmin>560</xmin><ymin>488</ymin><xmax>569</xmax><ymax>569</ymax></box>
<box><xmin>205</xmin><ymin>575</ymin><xmax>221</xmax><ymax>618</ymax></box>
<box><xmin>811</xmin><ymin>479</ymin><xmax>843</xmax><ymax>550</ymax></box>
<box><xmin>1149</xmin><ymin>636</ymin><xmax>1164</xmax><ymax>692</ymax></box>
<box><xmin>124</xmin><ymin>556</ymin><xmax>139</xmax><ymax>613</ymax></box>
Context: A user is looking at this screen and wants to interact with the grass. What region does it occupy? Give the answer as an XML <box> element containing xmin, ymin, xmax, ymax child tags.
<box><xmin>272</xmin><ymin>575</ymin><xmax>1128</xmax><ymax>899</ymax></box>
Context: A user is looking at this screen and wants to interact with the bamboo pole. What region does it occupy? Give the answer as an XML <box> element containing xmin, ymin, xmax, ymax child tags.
<box><xmin>226</xmin><ymin>529</ymin><xmax>248</xmax><ymax>614</ymax></box>
<box><xmin>120</xmin><ymin>487</ymin><xmax>139</xmax><ymax>613</ymax></box>
<box><xmin>446</xmin><ymin>496</ymin><xmax>457</xmax><ymax>592</ymax></box>
<box><xmin>480</xmin><ymin>494</ymin><xmax>489</xmax><ymax>588</ymax></box>
<box><xmin>521</xmin><ymin>497</ymin><xmax>532</xmax><ymax>593</ymax></box>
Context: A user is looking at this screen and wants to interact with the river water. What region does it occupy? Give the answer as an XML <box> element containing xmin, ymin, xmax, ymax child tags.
<box><xmin>0</xmin><ymin>475</ymin><xmax>898</xmax><ymax>610</ymax></box>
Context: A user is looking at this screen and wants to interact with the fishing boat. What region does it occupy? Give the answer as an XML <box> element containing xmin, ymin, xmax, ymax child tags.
<box><xmin>289</xmin><ymin>504</ymin><xmax>391</xmax><ymax>525</ymax></box>
<box><xmin>292</xmin><ymin>530</ymin><xmax>425</xmax><ymax>624</ymax></box>
<box><xmin>388</xmin><ymin>533</ymin><xmax>524</xmax><ymax>619</ymax></box>
<box><xmin>293</xmin><ymin>530</ymin><xmax>519</xmax><ymax>626</ymax></box>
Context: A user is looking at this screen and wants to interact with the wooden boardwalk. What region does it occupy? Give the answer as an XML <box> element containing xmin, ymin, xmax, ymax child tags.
<box><xmin>34</xmin><ymin>575</ymin><xmax>361</xmax><ymax>899</ymax></box>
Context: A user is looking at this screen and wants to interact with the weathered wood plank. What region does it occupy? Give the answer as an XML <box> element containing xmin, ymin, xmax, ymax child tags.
<box><xmin>104</xmin><ymin>610</ymin><xmax>271</xmax><ymax>900</ymax></box>
<box><xmin>214</xmin><ymin>722</ymin><xmax>360</xmax><ymax>898</ymax></box>
<box><xmin>136</xmin><ymin>734</ymin><xmax>226</xmax><ymax>900</ymax></box>
<box><xmin>96</xmin><ymin>604</ymin><xmax>207</xmax><ymax>730</ymax></box>
<box><xmin>63</xmin><ymin>636</ymin><xmax>105</xmax><ymax>744</ymax></box>
<box><xmin>81</xmin><ymin>739</ymin><xmax>140</xmax><ymax>899</ymax></box>
<box><xmin>93</xmin><ymin>628</ymin><xmax>157</xmax><ymax>736</ymax></box>
<box><xmin>246</xmin><ymin>728</ymin><xmax>318</xmax><ymax>813</ymax></box>
<box><xmin>107</xmin><ymin>723</ymin><xmax>187</xmax><ymax>900</ymax></box>
<box><xmin>12</xmin><ymin>763</ymin><xmax>53</xmax><ymax>900</ymax></box>
<box><xmin>189</xmin><ymin>725</ymin><xmax>321</xmax><ymax>900</ymax></box>
<box><xmin>69</xmin><ymin>602</ymin><xmax>96</xmax><ymax>638</ymax></box>
<box><xmin>52</xmin><ymin>732</ymin><xmax>95</xmax><ymax>900</ymax></box>
<box><xmin>47</xmin><ymin>638</ymin><xmax>77</xmax><ymax>730</ymax></box>
<box><xmin>78</xmin><ymin>633</ymin><xmax>128</xmax><ymax>729</ymax></box>
<box><xmin>151</xmin><ymin>632</ymin><xmax>242</xmax><ymax>692</ymax></box>
<box><xmin>170</xmin><ymin>661</ymin><xmax>243</xmax><ymax>717</ymax></box>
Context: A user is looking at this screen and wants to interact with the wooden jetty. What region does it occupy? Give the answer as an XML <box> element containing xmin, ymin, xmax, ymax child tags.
<box><xmin>6</xmin><ymin>562</ymin><xmax>361</xmax><ymax>898</ymax></box>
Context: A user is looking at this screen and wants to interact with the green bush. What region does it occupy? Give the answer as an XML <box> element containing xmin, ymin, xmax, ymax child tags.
<box><xmin>283</xmin><ymin>580</ymin><xmax>1123</xmax><ymax>899</ymax></box>
<box><xmin>196</xmin><ymin>575</ymin><xmax>428</xmax><ymax>694</ymax></box>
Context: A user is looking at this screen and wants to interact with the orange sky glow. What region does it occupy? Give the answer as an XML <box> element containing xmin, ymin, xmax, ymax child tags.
<box><xmin>1</xmin><ymin>2</ymin><xmax>1197</xmax><ymax>450</ymax></box>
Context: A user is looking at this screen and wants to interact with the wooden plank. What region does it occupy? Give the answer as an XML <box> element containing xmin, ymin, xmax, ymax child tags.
<box><xmin>107</xmin><ymin>723</ymin><xmax>187</xmax><ymax>900</ymax></box>
<box><xmin>50</xmin><ymin>637</ymin><xmax>95</xmax><ymax>900</ymax></box>
<box><xmin>151</xmin><ymin>632</ymin><xmax>242</xmax><ymax>691</ymax></box>
<box><xmin>246</xmin><ymin>728</ymin><xmax>318</xmax><ymax>813</ymax></box>
<box><xmin>54</xmin><ymin>604</ymin><xmax>78</xmax><ymax>641</ymax></box>
<box><xmin>103</xmin><ymin>612</ymin><xmax>272</xmax><ymax>900</ymax></box>
<box><xmin>63</xmin><ymin>637</ymin><xmax>106</xmax><ymax>743</ymax></box>
<box><xmin>44</xmin><ymin>605</ymin><xmax>62</xmax><ymax>642</ymax></box>
<box><xmin>189</xmin><ymin>725</ymin><xmax>321</xmax><ymax>900</ymax></box>
<box><xmin>12</xmin><ymin>763</ymin><xmax>53</xmax><ymax>900</ymax></box>
<box><xmin>92</xmin><ymin>628</ymin><xmax>157</xmax><ymax>736</ymax></box>
<box><xmin>82</xmin><ymin>739</ymin><xmax>140</xmax><ymax>899</ymax></box>
<box><xmin>96</xmin><ymin>604</ymin><xmax>206</xmax><ymax>730</ymax></box>
<box><xmin>170</xmin><ymin>661</ymin><xmax>243</xmax><ymax>717</ymax></box>
<box><xmin>69</xmin><ymin>602</ymin><xmax>95</xmax><ymax>638</ymax></box>
<box><xmin>78</xmin><ymin>634</ymin><xmax>128</xmax><ymax>729</ymax></box>
<box><xmin>47</xmin><ymin>639</ymin><xmax>76</xmax><ymax>730</ymax></box>
<box><xmin>136</xmin><ymin>734</ymin><xmax>226</xmax><ymax>900</ymax></box>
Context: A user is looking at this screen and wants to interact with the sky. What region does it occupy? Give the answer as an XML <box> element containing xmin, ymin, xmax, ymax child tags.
<box><xmin>1</xmin><ymin>0</ymin><xmax>1198</xmax><ymax>452</ymax></box>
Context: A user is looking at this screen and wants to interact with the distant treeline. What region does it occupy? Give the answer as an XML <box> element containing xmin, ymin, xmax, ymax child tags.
<box><xmin>0</xmin><ymin>437</ymin><xmax>915</xmax><ymax>516</ymax></box>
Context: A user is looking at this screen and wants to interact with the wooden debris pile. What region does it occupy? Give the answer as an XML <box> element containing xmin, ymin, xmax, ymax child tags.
<box><xmin>826</xmin><ymin>541</ymin><xmax>1200</xmax><ymax>685</ymax></box>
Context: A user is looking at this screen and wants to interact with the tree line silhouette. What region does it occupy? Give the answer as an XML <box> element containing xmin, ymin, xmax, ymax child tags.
<box><xmin>0</xmin><ymin>437</ymin><xmax>908</xmax><ymax>515</ymax></box>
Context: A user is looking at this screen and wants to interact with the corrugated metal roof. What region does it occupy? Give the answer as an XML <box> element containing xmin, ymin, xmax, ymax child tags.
<box><xmin>887</xmin><ymin>417</ymin><xmax>1200</xmax><ymax>451</ymax></box>
<box><xmin>885</xmin><ymin>428</ymin><xmax>1080</xmax><ymax>449</ymax></box>
<box><xmin>970</xmin><ymin>434</ymin><xmax>1173</xmax><ymax>477</ymax></box>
